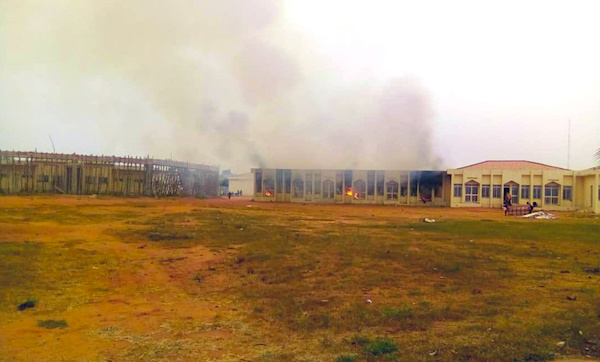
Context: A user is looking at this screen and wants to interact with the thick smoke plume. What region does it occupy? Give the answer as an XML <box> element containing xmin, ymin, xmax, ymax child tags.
<box><xmin>0</xmin><ymin>0</ymin><xmax>441</xmax><ymax>171</ymax></box>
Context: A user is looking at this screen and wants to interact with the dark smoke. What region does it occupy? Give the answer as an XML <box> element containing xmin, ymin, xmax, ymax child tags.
<box><xmin>0</xmin><ymin>0</ymin><xmax>441</xmax><ymax>171</ymax></box>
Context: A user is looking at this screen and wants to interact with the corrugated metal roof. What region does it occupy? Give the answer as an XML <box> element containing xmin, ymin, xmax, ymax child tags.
<box><xmin>458</xmin><ymin>160</ymin><xmax>569</xmax><ymax>171</ymax></box>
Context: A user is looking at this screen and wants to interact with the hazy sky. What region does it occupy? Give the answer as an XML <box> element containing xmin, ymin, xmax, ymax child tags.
<box><xmin>1</xmin><ymin>0</ymin><xmax>599</xmax><ymax>171</ymax></box>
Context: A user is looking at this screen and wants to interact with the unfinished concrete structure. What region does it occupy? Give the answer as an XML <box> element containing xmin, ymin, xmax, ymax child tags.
<box><xmin>0</xmin><ymin>151</ymin><xmax>219</xmax><ymax>197</ymax></box>
<box><xmin>251</xmin><ymin>169</ymin><xmax>450</xmax><ymax>205</ymax></box>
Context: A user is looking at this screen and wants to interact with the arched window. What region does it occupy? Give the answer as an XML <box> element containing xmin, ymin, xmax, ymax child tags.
<box><xmin>292</xmin><ymin>178</ymin><xmax>304</xmax><ymax>198</ymax></box>
<box><xmin>322</xmin><ymin>179</ymin><xmax>334</xmax><ymax>199</ymax></box>
<box><xmin>465</xmin><ymin>180</ymin><xmax>479</xmax><ymax>203</ymax></box>
<box><xmin>353</xmin><ymin>179</ymin><xmax>365</xmax><ymax>199</ymax></box>
<box><xmin>386</xmin><ymin>180</ymin><xmax>399</xmax><ymax>200</ymax></box>
<box><xmin>545</xmin><ymin>182</ymin><xmax>560</xmax><ymax>205</ymax></box>
<box><xmin>263</xmin><ymin>178</ymin><xmax>274</xmax><ymax>197</ymax></box>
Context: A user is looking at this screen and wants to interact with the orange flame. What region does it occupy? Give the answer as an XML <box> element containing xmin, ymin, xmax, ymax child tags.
<box><xmin>354</xmin><ymin>192</ymin><xmax>360</xmax><ymax>199</ymax></box>
<box><xmin>265</xmin><ymin>191</ymin><xmax>272</xmax><ymax>197</ymax></box>
<box><xmin>346</xmin><ymin>188</ymin><xmax>353</xmax><ymax>196</ymax></box>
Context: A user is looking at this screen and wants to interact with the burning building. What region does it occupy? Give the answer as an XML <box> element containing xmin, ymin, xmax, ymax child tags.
<box><xmin>252</xmin><ymin>161</ymin><xmax>600</xmax><ymax>213</ymax></box>
<box><xmin>252</xmin><ymin>169</ymin><xmax>449</xmax><ymax>205</ymax></box>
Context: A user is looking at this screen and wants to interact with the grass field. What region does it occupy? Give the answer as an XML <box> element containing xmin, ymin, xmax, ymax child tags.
<box><xmin>0</xmin><ymin>196</ymin><xmax>599</xmax><ymax>362</ymax></box>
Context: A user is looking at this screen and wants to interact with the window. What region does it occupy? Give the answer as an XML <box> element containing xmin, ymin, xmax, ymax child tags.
<box><xmin>314</xmin><ymin>173</ymin><xmax>321</xmax><ymax>195</ymax></box>
<box><xmin>492</xmin><ymin>185</ymin><xmax>501</xmax><ymax>198</ymax></box>
<box><xmin>521</xmin><ymin>185</ymin><xmax>530</xmax><ymax>199</ymax></box>
<box><xmin>85</xmin><ymin>176</ymin><xmax>95</xmax><ymax>184</ymax></box>
<box><xmin>354</xmin><ymin>179</ymin><xmax>366</xmax><ymax>199</ymax></box>
<box><xmin>344</xmin><ymin>170</ymin><xmax>353</xmax><ymax>195</ymax></box>
<box><xmin>376</xmin><ymin>173</ymin><xmax>384</xmax><ymax>196</ymax></box>
<box><xmin>367</xmin><ymin>171</ymin><xmax>375</xmax><ymax>196</ymax></box>
<box><xmin>336</xmin><ymin>173</ymin><xmax>343</xmax><ymax>195</ymax></box>
<box><xmin>453</xmin><ymin>184</ymin><xmax>462</xmax><ymax>197</ymax></box>
<box><xmin>284</xmin><ymin>170</ymin><xmax>291</xmax><ymax>194</ymax></box>
<box><xmin>563</xmin><ymin>186</ymin><xmax>572</xmax><ymax>201</ymax></box>
<box><xmin>410</xmin><ymin>181</ymin><xmax>418</xmax><ymax>196</ymax></box>
<box><xmin>598</xmin><ymin>186</ymin><xmax>600</xmax><ymax>201</ymax></box>
<box><xmin>386</xmin><ymin>180</ymin><xmax>399</xmax><ymax>200</ymax></box>
<box><xmin>482</xmin><ymin>184</ymin><xmax>490</xmax><ymax>198</ymax></box>
<box><xmin>305</xmin><ymin>174</ymin><xmax>313</xmax><ymax>195</ymax></box>
<box><xmin>400</xmin><ymin>182</ymin><xmax>408</xmax><ymax>197</ymax></box>
<box><xmin>533</xmin><ymin>185</ymin><xmax>542</xmax><ymax>199</ymax></box>
<box><xmin>264</xmin><ymin>178</ymin><xmax>275</xmax><ymax>196</ymax></box>
<box><xmin>292</xmin><ymin>178</ymin><xmax>304</xmax><ymax>198</ymax></box>
<box><xmin>465</xmin><ymin>181</ymin><xmax>479</xmax><ymax>203</ymax></box>
<box><xmin>98</xmin><ymin>177</ymin><xmax>109</xmax><ymax>185</ymax></box>
<box><xmin>255</xmin><ymin>170</ymin><xmax>262</xmax><ymax>194</ymax></box>
<box><xmin>276</xmin><ymin>169</ymin><xmax>283</xmax><ymax>193</ymax></box>
<box><xmin>322</xmin><ymin>179</ymin><xmax>334</xmax><ymax>199</ymax></box>
<box><xmin>37</xmin><ymin>175</ymin><xmax>49</xmax><ymax>183</ymax></box>
<box><xmin>545</xmin><ymin>183</ymin><xmax>559</xmax><ymax>205</ymax></box>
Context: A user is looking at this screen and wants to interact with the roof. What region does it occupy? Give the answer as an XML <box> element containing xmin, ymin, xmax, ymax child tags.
<box><xmin>458</xmin><ymin>160</ymin><xmax>569</xmax><ymax>171</ymax></box>
<box><xmin>228</xmin><ymin>172</ymin><xmax>253</xmax><ymax>180</ymax></box>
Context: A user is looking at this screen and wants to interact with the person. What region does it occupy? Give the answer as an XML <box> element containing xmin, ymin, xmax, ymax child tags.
<box><xmin>228</xmin><ymin>192</ymin><xmax>232</xmax><ymax>200</ymax></box>
<box><xmin>527</xmin><ymin>201</ymin><xmax>534</xmax><ymax>214</ymax></box>
<box><xmin>504</xmin><ymin>191</ymin><xmax>512</xmax><ymax>215</ymax></box>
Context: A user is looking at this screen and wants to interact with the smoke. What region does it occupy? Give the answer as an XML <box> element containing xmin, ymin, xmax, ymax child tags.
<box><xmin>0</xmin><ymin>0</ymin><xmax>441</xmax><ymax>171</ymax></box>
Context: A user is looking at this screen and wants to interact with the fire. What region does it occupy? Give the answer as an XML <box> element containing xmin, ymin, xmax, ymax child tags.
<box><xmin>354</xmin><ymin>192</ymin><xmax>360</xmax><ymax>199</ymax></box>
<box><xmin>265</xmin><ymin>191</ymin><xmax>272</xmax><ymax>197</ymax></box>
<box><xmin>346</xmin><ymin>188</ymin><xmax>353</xmax><ymax>196</ymax></box>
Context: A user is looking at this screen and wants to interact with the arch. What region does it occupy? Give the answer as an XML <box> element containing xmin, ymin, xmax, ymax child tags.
<box><xmin>292</xmin><ymin>178</ymin><xmax>304</xmax><ymax>198</ymax></box>
<box><xmin>353</xmin><ymin>179</ymin><xmax>365</xmax><ymax>199</ymax></box>
<box><xmin>465</xmin><ymin>180</ymin><xmax>479</xmax><ymax>203</ymax></box>
<box><xmin>322</xmin><ymin>179</ymin><xmax>334</xmax><ymax>199</ymax></box>
<box><xmin>386</xmin><ymin>180</ymin><xmax>399</xmax><ymax>200</ymax></box>
<box><xmin>263</xmin><ymin>178</ymin><xmax>274</xmax><ymax>197</ymax></box>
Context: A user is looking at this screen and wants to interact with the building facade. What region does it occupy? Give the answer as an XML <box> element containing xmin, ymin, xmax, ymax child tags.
<box><xmin>0</xmin><ymin>151</ymin><xmax>219</xmax><ymax>197</ymax></box>
<box><xmin>251</xmin><ymin>169</ymin><xmax>450</xmax><ymax>205</ymax></box>
<box><xmin>252</xmin><ymin>161</ymin><xmax>600</xmax><ymax>213</ymax></box>
<box><xmin>447</xmin><ymin>161</ymin><xmax>600</xmax><ymax>213</ymax></box>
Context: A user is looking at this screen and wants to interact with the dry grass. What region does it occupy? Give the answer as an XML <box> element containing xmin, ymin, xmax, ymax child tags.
<box><xmin>0</xmin><ymin>196</ymin><xmax>599</xmax><ymax>361</ymax></box>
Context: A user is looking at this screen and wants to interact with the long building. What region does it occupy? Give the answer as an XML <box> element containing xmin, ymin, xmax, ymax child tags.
<box><xmin>0</xmin><ymin>150</ymin><xmax>219</xmax><ymax>197</ymax></box>
<box><xmin>251</xmin><ymin>160</ymin><xmax>600</xmax><ymax>213</ymax></box>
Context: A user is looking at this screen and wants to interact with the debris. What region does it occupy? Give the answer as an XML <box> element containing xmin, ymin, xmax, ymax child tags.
<box><xmin>138</xmin><ymin>244</ymin><xmax>147</xmax><ymax>249</ymax></box>
<box><xmin>560</xmin><ymin>270</ymin><xmax>570</xmax><ymax>273</ymax></box>
<box><xmin>89</xmin><ymin>194</ymin><xmax>98</xmax><ymax>199</ymax></box>
<box><xmin>556</xmin><ymin>341</ymin><xmax>565</xmax><ymax>347</ymax></box>
<box><xmin>583</xmin><ymin>267</ymin><xmax>600</xmax><ymax>274</ymax></box>
<box><xmin>423</xmin><ymin>218</ymin><xmax>436</xmax><ymax>223</ymax></box>
<box><xmin>245</xmin><ymin>205</ymin><xmax>253</xmax><ymax>208</ymax></box>
<box><xmin>567</xmin><ymin>296</ymin><xmax>577</xmax><ymax>301</ymax></box>
<box><xmin>522</xmin><ymin>211</ymin><xmax>557</xmax><ymax>219</ymax></box>
<box><xmin>429</xmin><ymin>350</ymin><xmax>437</xmax><ymax>356</ymax></box>
<box><xmin>17</xmin><ymin>299</ymin><xmax>36</xmax><ymax>311</ymax></box>
<box><xmin>472</xmin><ymin>288</ymin><xmax>482</xmax><ymax>294</ymax></box>
<box><xmin>366</xmin><ymin>299</ymin><xmax>372</xmax><ymax>304</ymax></box>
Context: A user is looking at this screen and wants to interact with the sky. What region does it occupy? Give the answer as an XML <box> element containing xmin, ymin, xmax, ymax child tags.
<box><xmin>1</xmin><ymin>0</ymin><xmax>599</xmax><ymax>172</ymax></box>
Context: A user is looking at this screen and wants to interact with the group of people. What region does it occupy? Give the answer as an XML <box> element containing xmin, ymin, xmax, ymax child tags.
<box><xmin>227</xmin><ymin>189</ymin><xmax>243</xmax><ymax>199</ymax></box>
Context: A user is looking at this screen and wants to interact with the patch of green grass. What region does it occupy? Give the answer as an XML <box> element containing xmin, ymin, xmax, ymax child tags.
<box><xmin>38</xmin><ymin>319</ymin><xmax>68</xmax><ymax>329</ymax></box>
<box><xmin>335</xmin><ymin>354</ymin><xmax>358</xmax><ymax>362</ymax></box>
<box><xmin>364</xmin><ymin>338</ymin><xmax>398</xmax><ymax>356</ymax></box>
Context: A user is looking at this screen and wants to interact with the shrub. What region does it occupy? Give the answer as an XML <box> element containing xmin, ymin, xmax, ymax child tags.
<box><xmin>38</xmin><ymin>319</ymin><xmax>68</xmax><ymax>329</ymax></box>
<box><xmin>364</xmin><ymin>338</ymin><xmax>398</xmax><ymax>356</ymax></box>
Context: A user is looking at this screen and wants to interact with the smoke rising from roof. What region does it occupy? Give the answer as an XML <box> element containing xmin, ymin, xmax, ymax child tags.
<box><xmin>0</xmin><ymin>0</ymin><xmax>441</xmax><ymax>170</ymax></box>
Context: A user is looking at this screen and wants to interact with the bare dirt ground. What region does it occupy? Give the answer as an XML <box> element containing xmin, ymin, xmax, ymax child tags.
<box><xmin>0</xmin><ymin>196</ymin><xmax>599</xmax><ymax>361</ymax></box>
